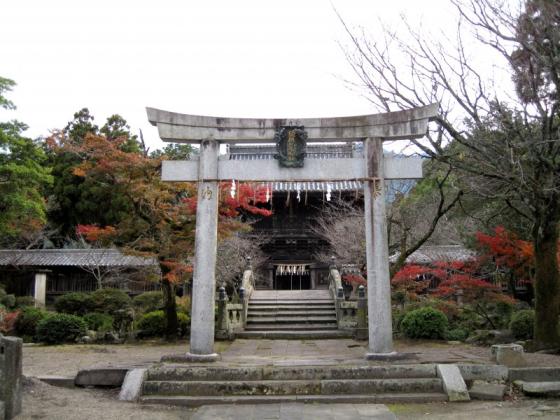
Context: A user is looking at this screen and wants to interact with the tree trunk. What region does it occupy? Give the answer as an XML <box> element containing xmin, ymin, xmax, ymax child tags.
<box><xmin>160</xmin><ymin>266</ymin><xmax>178</xmax><ymax>340</ymax></box>
<box><xmin>532</xmin><ymin>214</ymin><xmax>560</xmax><ymax>349</ymax></box>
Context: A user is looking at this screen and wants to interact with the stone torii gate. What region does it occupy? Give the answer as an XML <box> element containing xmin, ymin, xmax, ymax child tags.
<box><xmin>147</xmin><ymin>104</ymin><xmax>437</xmax><ymax>361</ymax></box>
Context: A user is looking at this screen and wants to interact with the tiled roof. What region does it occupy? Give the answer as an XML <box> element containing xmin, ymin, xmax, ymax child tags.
<box><xmin>0</xmin><ymin>249</ymin><xmax>157</xmax><ymax>267</ymax></box>
<box><xmin>389</xmin><ymin>245</ymin><xmax>476</xmax><ymax>264</ymax></box>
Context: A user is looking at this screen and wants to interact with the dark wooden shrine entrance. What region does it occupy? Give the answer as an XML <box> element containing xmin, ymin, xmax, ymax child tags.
<box><xmin>273</xmin><ymin>263</ymin><xmax>311</xmax><ymax>290</ymax></box>
<box><xmin>229</xmin><ymin>144</ymin><xmax>359</xmax><ymax>291</ymax></box>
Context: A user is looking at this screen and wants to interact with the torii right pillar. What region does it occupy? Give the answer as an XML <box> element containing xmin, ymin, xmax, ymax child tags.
<box><xmin>364</xmin><ymin>137</ymin><xmax>396</xmax><ymax>359</ymax></box>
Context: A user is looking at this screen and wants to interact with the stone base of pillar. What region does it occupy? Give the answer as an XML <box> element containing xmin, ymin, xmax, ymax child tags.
<box><xmin>161</xmin><ymin>352</ymin><xmax>220</xmax><ymax>363</ymax></box>
<box><xmin>365</xmin><ymin>352</ymin><xmax>414</xmax><ymax>361</ymax></box>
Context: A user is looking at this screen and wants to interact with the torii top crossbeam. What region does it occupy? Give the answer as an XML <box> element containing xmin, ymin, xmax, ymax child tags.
<box><xmin>147</xmin><ymin>104</ymin><xmax>437</xmax><ymax>143</ymax></box>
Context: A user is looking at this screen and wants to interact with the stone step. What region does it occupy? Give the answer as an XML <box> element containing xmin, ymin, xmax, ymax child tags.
<box><xmin>244</xmin><ymin>323</ymin><xmax>338</xmax><ymax>331</ymax></box>
<box><xmin>248</xmin><ymin>310</ymin><xmax>336</xmax><ymax>317</ymax></box>
<box><xmin>147</xmin><ymin>364</ymin><xmax>438</xmax><ymax>382</ymax></box>
<box><xmin>247</xmin><ymin>305</ymin><xmax>335</xmax><ymax>311</ymax></box>
<box><xmin>522</xmin><ymin>381</ymin><xmax>560</xmax><ymax>397</ymax></box>
<box><xmin>235</xmin><ymin>330</ymin><xmax>355</xmax><ymax>339</ymax></box>
<box><xmin>140</xmin><ymin>392</ymin><xmax>448</xmax><ymax>407</ymax></box>
<box><xmin>249</xmin><ymin>300</ymin><xmax>334</xmax><ymax>305</ymax></box>
<box><xmin>252</xmin><ymin>291</ymin><xmax>331</xmax><ymax>299</ymax></box>
<box><xmin>143</xmin><ymin>378</ymin><xmax>443</xmax><ymax>397</ymax></box>
<box><xmin>246</xmin><ymin>316</ymin><xmax>337</xmax><ymax>324</ymax></box>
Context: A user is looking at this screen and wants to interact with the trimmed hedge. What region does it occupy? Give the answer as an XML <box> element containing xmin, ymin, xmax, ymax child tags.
<box><xmin>136</xmin><ymin>310</ymin><xmax>190</xmax><ymax>338</ymax></box>
<box><xmin>510</xmin><ymin>309</ymin><xmax>535</xmax><ymax>340</ymax></box>
<box><xmin>15</xmin><ymin>306</ymin><xmax>49</xmax><ymax>338</ymax></box>
<box><xmin>36</xmin><ymin>313</ymin><xmax>87</xmax><ymax>344</ymax></box>
<box><xmin>91</xmin><ymin>288</ymin><xmax>132</xmax><ymax>315</ymax></box>
<box><xmin>133</xmin><ymin>291</ymin><xmax>163</xmax><ymax>315</ymax></box>
<box><xmin>83</xmin><ymin>312</ymin><xmax>114</xmax><ymax>332</ymax></box>
<box><xmin>15</xmin><ymin>296</ymin><xmax>35</xmax><ymax>308</ymax></box>
<box><xmin>401</xmin><ymin>307</ymin><xmax>448</xmax><ymax>339</ymax></box>
<box><xmin>444</xmin><ymin>328</ymin><xmax>469</xmax><ymax>342</ymax></box>
<box><xmin>0</xmin><ymin>291</ymin><xmax>15</xmax><ymax>309</ymax></box>
<box><xmin>54</xmin><ymin>292</ymin><xmax>95</xmax><ymax>316</ymax></box>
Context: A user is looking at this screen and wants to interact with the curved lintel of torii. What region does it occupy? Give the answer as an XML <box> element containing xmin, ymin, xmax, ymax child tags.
<box><xmin>146</xmin><ymin>103</ymin><xmax>438</xmax><ymax>143</ymax></box>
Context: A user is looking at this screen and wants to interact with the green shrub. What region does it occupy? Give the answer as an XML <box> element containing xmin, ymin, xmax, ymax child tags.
<box><xmin>176</xmin><ymin>295</ymin><xmax>191</xmax><ymax>315</ymax></box>
<box><xmin>36</xmin><ymin>313</ymin><xmax>87</xmax><ymax>344</ymax></box>
<box><xmin>496</xmin><ymin>300</ymin><xmax>514</xmax><ymax>318</ymax></box>
<box><xmin>0</xmin><ymin>287</ymin><xmax>16</xmax><ymax>309</ymax></box>
<box><xmin>0</xmin><ymin>292</ymin><xmax>16</xmax><ymax>309</ymax></box>
<box><xmin>133</xmin><ymin>291</ymin><xmax>163</xmax><ymax>315</ymax></box>
<box><xmin>177</xmin><ymin>312</ymin><xmax>190</xmax><ymax>335</ymax></box>
<box><xmin>452</xmin><ymin>306</ymin><xmax>486</xmax><ymax>332</ymax></box>
<box><xmin>15</xmin><ymin>306</ymin><xmax>49</xmax><ymax>338</ymax></box>
<box><xmin>401</xmin><ymin>307</ymin><xmax>448</xmax><ymax>339</ymax></box>
<box><xmin>509</xmin><ymin>309</ymin><xmax>535</xmax><ymax>340</ymax></box>
<box><xmin>54</xmin><ymin>292</ymin><xmax>95</xmax><ymax>316</ymax></box>
<box><xmin>445</xmin><ymin>328</ymin><xmax>469</xmax><ymax>341</ymax></box>
<box><xmin>15</xmin><ymin>296</ymin><xmax>36</xmax><ymax>308</ymax></box>
<box><xmin>136</xmin><ymin>310</ymin><xmax>190</xmax><ymax>338</ymax></box>
<box><xmin>392</xmin><ymin>308</ymin><xmax>407</xmax><ymax>332</ymax></box>
<box><xmin>91</xmin><ymin>288</ymin><xmax>132</xmax><ymax>315</ymax></box>
<box><xmin>83</xmin><ymin>312</ymin><xmax>114</xmax><ymax>332</ymax></box>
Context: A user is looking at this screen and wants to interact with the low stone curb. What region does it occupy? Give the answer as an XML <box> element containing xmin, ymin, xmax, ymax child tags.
<box><xmin>509</xmin><ymin>367</ymin><xmax>560</xmax><ymax>382</ymax></box>
<box><xmin>75</xmin><ymin>368</ymin><xmax>128</xmax><ymax>387</ymax></box>
<box><xmin>457</xmin><ymin>364</ymin><xmax>508</xmax><ymax>381</ymax></box>
<box><xmin>522</xmin><ymin>381</ymin><xmax>560</xmax><ymax>397</ymax></box>
<box><xmin>36</xmin><ymin>376</ymin><xmax>75</xmax><ymax>388</ymax></box>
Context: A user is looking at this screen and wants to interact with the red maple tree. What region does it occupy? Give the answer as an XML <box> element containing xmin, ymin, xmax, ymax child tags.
<box><xmin>53</xmin><ymin>131</ymin><xmax>271</xmax><ymax>336</ymax></box>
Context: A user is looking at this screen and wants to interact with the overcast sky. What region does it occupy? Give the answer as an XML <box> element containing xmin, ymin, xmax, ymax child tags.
<box><xmin>1</xmin><ymin>0</ymin><xmax>458</xmax><ymax>151</ymax></box>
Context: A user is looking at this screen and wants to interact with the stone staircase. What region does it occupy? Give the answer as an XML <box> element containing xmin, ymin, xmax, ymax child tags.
<box><xmin>236</xmin><ymin>290</ymin><xmax>351</xmax><ymax>339</ymax></box>
<box><xmin>140</xmin><ymin>364</ymin><xmax>448</xmax><ymax>406</ymax></box>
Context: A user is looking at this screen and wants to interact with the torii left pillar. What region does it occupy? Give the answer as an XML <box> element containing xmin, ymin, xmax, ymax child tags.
<box><xmin>185</xmin><ymin>139</ymin><xmax>220</xmax><ymax>361</ymax></box>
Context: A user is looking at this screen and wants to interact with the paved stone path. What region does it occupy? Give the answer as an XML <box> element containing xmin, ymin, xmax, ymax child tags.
<box><xmin>219</xmin><ymin>338</ymin><xmax>489</xmax><ymax>366</ymax></box>
<box><xmin>192</xmin><ymin>403</ymin><xmax>396</xmax><ymax>420</ymax></box>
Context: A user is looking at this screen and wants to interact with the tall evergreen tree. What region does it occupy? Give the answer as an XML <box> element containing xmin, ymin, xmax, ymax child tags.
<box><xmin>46</xmin><ymin>109</ymin><xmax>140</xmax><ymax>241</ymax></box>
<box><xmin>0</xmin><ymin>77</ymin><xmax>52</xmax><ymax>247</ymax></box>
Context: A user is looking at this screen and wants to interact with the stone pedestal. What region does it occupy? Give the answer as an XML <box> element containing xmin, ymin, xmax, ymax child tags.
<box><xmin>491</xmin><ymin>343</ymin><xmax>527</xmax><ymax>367</ymax></box>
<box><xmin>354</xmin><ymin>285</ymin><xmax>368</xmax><ymax>340</ymax></box>
<box><xmin>363</xmin><ymin>138</ymin><xmax>394</xmax><ymax>356</ymax></box>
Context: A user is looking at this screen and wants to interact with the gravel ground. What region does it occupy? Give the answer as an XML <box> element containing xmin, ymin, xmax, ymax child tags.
<box><xmin>21</xmin><ymin>377</ymin><xmax>195</xmax><ymax>420</ymax></box>
<box><xmin>20</xmin><ymin>338</ymin><xmax>560</xmax><ymax>419</ymax></box>
<box><xmin>22</xmin><ymin>340</ymin><xmax>231</xmax><ymax>377</ymax></box>
<box><xmin>20</xmin><ymin>378</ymin><xmax>560</xmax><ymax>420</ymax></box>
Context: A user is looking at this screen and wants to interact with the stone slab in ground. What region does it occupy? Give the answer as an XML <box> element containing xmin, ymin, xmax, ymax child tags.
<box><xmin>192</xmin><ymin>403</ymin><xmax>396</xmax><ymax>420</ymax></box>
<box><xmin>469</xmin><ymin>383</ymin><xmax>507</xmax><ymax>400</ymax></box>
<box><xmin>437</xmin><ymin>364</ymin><xmax>470</xmax><ymax>402</ymax></box>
